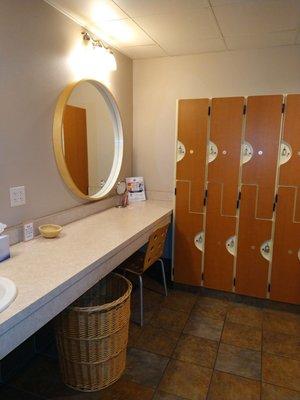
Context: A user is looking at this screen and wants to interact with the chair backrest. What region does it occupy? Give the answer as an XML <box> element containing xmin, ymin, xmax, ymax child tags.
<box><xmin>143</xmin><ymin>224</ymin><xmax>169</xmax><ymax>271</ymax></box>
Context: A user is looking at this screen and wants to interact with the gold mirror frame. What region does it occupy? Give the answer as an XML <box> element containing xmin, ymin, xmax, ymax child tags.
<box><xmin>53</xmin><ymin>79</ymin><xmax>124</xmax><ymax>200</ymax></box>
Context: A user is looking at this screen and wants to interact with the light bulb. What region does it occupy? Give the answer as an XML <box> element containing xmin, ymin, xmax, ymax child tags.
<box><xmin>106</xmin><ymin>50</ymin><xmax>117</xmax><ymax>71</ymax></box>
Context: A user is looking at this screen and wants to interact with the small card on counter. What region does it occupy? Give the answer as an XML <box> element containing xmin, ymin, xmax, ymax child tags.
<box><xmin>126</xmin><ymin>177</ymin><xmax>146</xmax><ymax>203</ymax></box>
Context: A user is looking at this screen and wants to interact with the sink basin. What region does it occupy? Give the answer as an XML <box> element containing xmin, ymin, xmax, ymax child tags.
<box><xmin>0</xmin><ymin>277</ymin><xmax>17</xmax><ymax>313</ymax></box>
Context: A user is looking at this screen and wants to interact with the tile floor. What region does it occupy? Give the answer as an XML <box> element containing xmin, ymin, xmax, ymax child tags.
<box><xmin>1</xmin><ymin>277</ymin><xmax>300</xmax><ymax>399</ymax></box>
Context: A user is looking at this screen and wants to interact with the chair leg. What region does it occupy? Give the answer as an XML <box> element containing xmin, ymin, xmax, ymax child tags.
<box><xmin>159</xmin><ymin>258</ymin><xmax>168</xmax><ymax>297</ymax></box>
<box><xmin>138</xmin><ymin>275</ymin><xmax>144</xmax><ymax>327</ymax></box>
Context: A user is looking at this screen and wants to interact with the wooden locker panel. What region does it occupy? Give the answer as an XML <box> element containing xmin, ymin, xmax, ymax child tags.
<box><xmin>174</xmin><ymin>181</ymin><xmax>203</xmax><ymax>286</ymax></box>
<box><xmin>204</xmin><ymin>182</ymin><xmax>236</xmax><ymax>291</ymax></box>
<box><xmin>270</xmin><ymin>187</ymin><xmax>300</xmax><ymax>304</ymax></box>
<box><xmin>208</xmin><ymin>97</ymin><xmax>244</xmax><ymax>216</ymax></box>
<box><xmin>177</xmin><ymin>99</ymin><xmax>209</xmax><ymax>213</ymax></box>
<box><xmin>280</xmin><ymin>94</ymin><xmax>300</xmax><ymax>186</ymax></box>
<box><xmin>242</xmin><ymin>95</ymin><xmax>283</xmax><ymax>219</ymax></box>
<box><xmin>235</xmin><ymin>185</ymin><xmax>272</xmax><ymax>298</ymax></box>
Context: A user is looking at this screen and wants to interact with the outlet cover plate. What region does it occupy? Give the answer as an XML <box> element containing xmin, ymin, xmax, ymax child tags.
<box><xmin>10</xmin><ymin>186</ymin><xmax>26</xmax><ymax>207</ymax></box>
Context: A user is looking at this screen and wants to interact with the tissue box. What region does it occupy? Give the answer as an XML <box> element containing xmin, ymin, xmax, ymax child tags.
<box><xmin>0</xmin><ymin>235</ymin><xmax>10</xmax><ymax>262</ymax></box>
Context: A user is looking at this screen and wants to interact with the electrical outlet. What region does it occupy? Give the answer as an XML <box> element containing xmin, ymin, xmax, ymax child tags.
<box><xmin>10</xmin><ymin>186</ymin><xmax>26</xmax><ymax>207</ymax></box>
<box><xmin>23</xmin><ymin>222</ymin><xmax>34</xmax><ymax>241</ymax></box>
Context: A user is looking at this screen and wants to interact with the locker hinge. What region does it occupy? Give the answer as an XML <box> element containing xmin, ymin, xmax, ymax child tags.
<box><xmin>282</xmin><ymin>103</ymin><xmax>285</xmax><ymax>113</ymax></box>
<box><xmin>243</xmin><ymin>104</ymin><xmax>247</xmax><ymax>115</ymax></box>
<box><xmin>233</xmin><ymin>277</ymin><xmax>236</xmax><ymax>287</ymax></box>
<box><xmin>203</xmin><ymin>189</ymin><xmax>208</xmax><ymax>206</ymax></box>
<box><xmin>236</xmin><ymin>191</ymin><xmax>242</xmax><ymax>209</ymax></box>
<box><xmin>208</xmin><ymin>106</ymin><xmax>211</xmax><ymax>116</ymax></box>
<box><xmin>272</xmin><ymin>193</ymin><xmax>278</xmax><ymax>211</ymax></box>
<box><xmin>174</xmin><ymin>188</ymin><xmax>177</xmax><ymax>196</ymax></box>
<box><xmin>201</xmin><ymin>272</ymin><xmax>204</xmax><ymax>281</ymax></box>
<box><xmin>268</xmin><ymin>283</ymin><xmax>271</xmax><ymax>293</ymax></box>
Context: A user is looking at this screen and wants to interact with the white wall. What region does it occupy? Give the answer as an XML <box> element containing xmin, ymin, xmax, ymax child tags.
<box><xmin>0</xmin><ymin>0</ymin><xmax>132</xmax><ymax>228</ymax></box>
<box><xmin>133</xmin><ymin>46</ymin><xmax>300</xmax><ymax>199</ymax></box>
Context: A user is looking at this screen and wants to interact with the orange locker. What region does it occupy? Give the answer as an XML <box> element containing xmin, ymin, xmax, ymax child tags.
<box><xmin>174</xmin><ymin>181</ymin><xmax>204</xmax><ymax>286</ymax></box>
<box><xmin>174</xmin><ymin>99</ymin><xmax>209</xmax><ymax>285</ymax></box>
<box><xmin>204</xmin><ymin>183</ymin><xmax>236</xmax><ymax>291</ymax></box>
<box><xmin>270</xmin><ymin>187</ymin><xmax>300</xmax><ymax>304</ymax></box>
<box><xmin>279</xmin><ymin>94</ymin><xmax>300</xmax><ymax>187</ymax></box>
<box><xmin>204</xmin><ymin>97</ymin><xmax>244</xmax><ymax>291</ymax></box>
<box><xmin>235</xmin><ymin>185</ymin><xmax>272</xmax><ymax>298</ymax></box>
<box><xmin>176</xmin><ymin>99</ymin><xmax>209</xmax><ymax>213</ymax></box>
<box><xmin>279</xmin><ymin>94</ymin><xmax>300</xmax><ymax>221</ymax></box>
<box><xmin>207</xmin><ymin>97</ymin><xmax>244</xmax><ymax>216</ymax></box>
<box><xmin>242</xmin><ymin>95</ymin><xmax>283</xmax><ymax>219</ymax></box>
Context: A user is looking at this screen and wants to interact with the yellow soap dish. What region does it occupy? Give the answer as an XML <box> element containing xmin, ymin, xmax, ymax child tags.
<box><xmin>39</xmin><ymin>224</ymin><xmax>62</xmax><ymax>239</ymax></box>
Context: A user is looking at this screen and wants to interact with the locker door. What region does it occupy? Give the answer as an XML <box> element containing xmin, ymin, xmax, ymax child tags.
<box><xmin>235</xmin><ymin>185</ymin><xmax>272</xmax><ymax>298</ymax></box>
<box><xmin>204</xmin><ymin>97</ymin><xmax>244</xmax><ymax>291</ymax></box>
<box><xmin>271</xmin><ymin>94</ymin><xmax>300</xmax><ymax>304</ymax></box>
<box><xmin>174</xmin><ymin>99</ymin><xmax>209</xmax><ymax>285</ymax></box>
<box><xmin>270</xmin><ymin>187</ymin><xmax>300</xmax><ymax>304</ymax></box>
<box><xmin>236</xmin><ymin>95</ymin><xmax>283</xmax><ymax>298</ymax></box>
<box><xmin>242</xmin><ymin>95</ymin><xmax>283</xmax><ymax>219</ymax></box>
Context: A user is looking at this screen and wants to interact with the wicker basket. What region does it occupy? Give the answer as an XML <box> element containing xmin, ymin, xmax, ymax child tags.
<box><xmin>55</xmin><ymin>273</ymin><xmax>132</xmax><ymax>392</ymax></box>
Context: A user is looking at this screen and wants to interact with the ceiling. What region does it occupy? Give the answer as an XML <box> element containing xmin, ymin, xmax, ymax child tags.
<box><xmin>45</xmin><ymin>0</ymin><xmax>300</xmax><ymax>59</ymax></box>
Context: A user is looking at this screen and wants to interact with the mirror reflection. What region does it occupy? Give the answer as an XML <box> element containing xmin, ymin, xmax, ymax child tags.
<box><xmin>62</xmin><ymin>81</ymin><xmax>115</xmax><ymax>196</ymax></box>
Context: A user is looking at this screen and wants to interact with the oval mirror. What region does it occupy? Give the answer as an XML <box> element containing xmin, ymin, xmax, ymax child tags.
<box><xmin>53</xmin><ymin>80</ymin><xmax>123</xmax><ymax>200</ymax></box>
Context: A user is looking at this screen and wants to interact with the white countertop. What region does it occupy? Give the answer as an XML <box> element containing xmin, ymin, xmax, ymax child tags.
<box><xmin>0</xmin><ymin>201</ymin><xmax>173</xmax><ymax>340</ymax></box>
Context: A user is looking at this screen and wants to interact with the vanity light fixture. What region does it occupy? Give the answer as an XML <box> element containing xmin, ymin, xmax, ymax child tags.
<box><xmin>82</xmin><ymin>31</ymin><xmax>117</xmax><ymax>71</ymax></box>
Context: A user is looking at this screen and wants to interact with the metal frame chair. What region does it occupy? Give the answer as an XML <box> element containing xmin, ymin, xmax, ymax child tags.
<box><xmin>118</xmin><ymin>224</ymin><xmax>169</xmax><ymax>326</ymax></box>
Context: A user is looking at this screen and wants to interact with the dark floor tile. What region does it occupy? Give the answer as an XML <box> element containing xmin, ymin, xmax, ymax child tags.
<box><xmin>153</xmin><ymin>390</ymin><xmax>186</xmax><ymax>399</ymax></box>
<box><xmin>128</xmin><ymin>322</ymin><xmax>143</xmax><ymax>347</ymax></box>
<box><xmin>262</xmin><ymin>353</ymin><xmax>300</xmax><ymax>392</ymax></box>
<box><xmin>159</xmin><ymin>359</ymin><xmax>212</xmax><ymax>400</ymax></box>
<box><xmin>8</xmin><ymin>356</ymin><xmax>60</xmax><ymax>397</ymax></box>
<box><xmin>0</xmin><ymin>385</ymin><xmax>44</xmax><ymax>399</ymax></box>
<box><xmin>143</xmin><ymin>276</ymin><xmax>168</xmax><ymax>296</ymax></box>
<box><xmin>173</xmin><ymin>334</ymin><xmax>218</xmax><ymax>368</ymax></box>
<box><xmin>92</xmin><ymin>376</ymin><xmax>154</xmax><ymax>400</ymax></box>
<box><xmin>124</xmin><ymin>348</ymin><xmax>168</xmax><ymax>389</ymax></box>
<box><xmin>42</xmin><ymin>381</ymin><xmax>100</xmax><ymax>399</ymax></box>
<box><xmin>161</xmin><ymin>290</ymin><xmax>197</xmax><ymax>313</ymax></box>
<box><xmin>227</xmin><ymin>305</ymin><xmax>263</xmax><ymax>328</ymax></box>
<box><xmin>263</xmin><ymin>330</ymin><xmax>300</xmax><ymax>360</ymax></box>
<box><xmin>263</xmin><ymin>310</ymin><xmax>300</xmax><ymax>336</ymax></box>
<box><xmin>261</xmin><ymin>383</ymin><xmax>300</xmax><ymax>400</ymax></box>
<box><xmin>151</xmin><ymin>308</ymin><xmax>189</xmax><ymax>333</ymax></box>
<box><xmin>215</xmin><ymin>343</ymin><xmax>261</xmax><ymax>380</ymax></box>
<box><xmin>134</xmin><ymin>325</ymin><xmax>180</xmax><ymax>357</ymax></box>
<box><xmin>184</xmin><ymin>314</ymin><xmax>223</xmax><ymax>341</ymax></box>
<box><xmin>207</xmin><ymin>371</ymin><xmax>261</xmax><ymax>400</ymax></box>
<box><xmin>194</xmin><ymin>297</ymin><xmax>229</xmax><ymax>321</ymax></box>
<box><xmin>221</xmin><ymin>321</ymin><xmax>261</xmax><ymax>351</ymax></box>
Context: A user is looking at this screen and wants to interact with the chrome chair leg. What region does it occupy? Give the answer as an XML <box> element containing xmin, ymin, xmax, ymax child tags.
<box><xmin>138</xmin><ymin>275</ymin><xmax>144</xmax><ymax>326</ymax></box>
<box><xmin>159</xmin><ymin>258</ymin><xmax>168</xmax><ymax>297</ymax></box>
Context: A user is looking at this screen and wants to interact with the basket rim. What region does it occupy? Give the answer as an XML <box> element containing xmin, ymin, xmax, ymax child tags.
<box><xmin>69</xmin><ymin>273</ymin><xmax>132</xmax><ymax>313</ymax></box>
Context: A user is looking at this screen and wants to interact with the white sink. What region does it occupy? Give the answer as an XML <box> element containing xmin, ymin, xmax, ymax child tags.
<box><xmin>0</xmin><ymin>277</ymin><xmax>17</xmax><ymax>313</ymax></box>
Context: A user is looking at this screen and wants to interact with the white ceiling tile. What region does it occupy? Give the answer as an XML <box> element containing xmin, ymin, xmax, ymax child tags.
<box><xmin>213</xmin><ymin>0</ymin><xmax>300</xmax><ymax>36</ymax></box>
<box><xmin>46</xmin><ymin>0</ymin><xmax>128</xmax><ymax>22</ymax></box>
<box><xmin>98</xmin><ymin>18</ymin><xmax>154</xmax><ymax>46</ymax></box>
<box><xmin>135</xmin><ymin>9</ymin><xmax>221</xmax><ymax>47</ymax></box>
<box><xmin>121</xmin><ymin>44</ymin><xmax>167</xmax><ymax>59</ymax></box>
<box><xmin>211</xmin><ymin>0</ymin><xmax>258</xmax><ymax>5</ymax></box>
<box><xmin>226</xmin><ymin>30</ymin><xmax>297</xmax><ymax>50</ymax></box>
<box><xmin>112</xmin><ymin>0</ymin><xmax>209</xmax><ymax>17</ymax></box>
<box><xmin>164</xmin><ymin>37</ymin><xmax>226</xmax><ymax>55</ymax></box>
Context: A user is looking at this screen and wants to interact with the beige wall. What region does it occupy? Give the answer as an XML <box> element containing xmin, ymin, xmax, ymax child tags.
<box><xmin>0</xmin><ymin>0</ymin><xmax>132</xmax><ymax>228</ymax></box>
<box><xmin>133</xmin><ymin>46</ymin><xmax>300</xmax><ymax>199</ymax></box>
